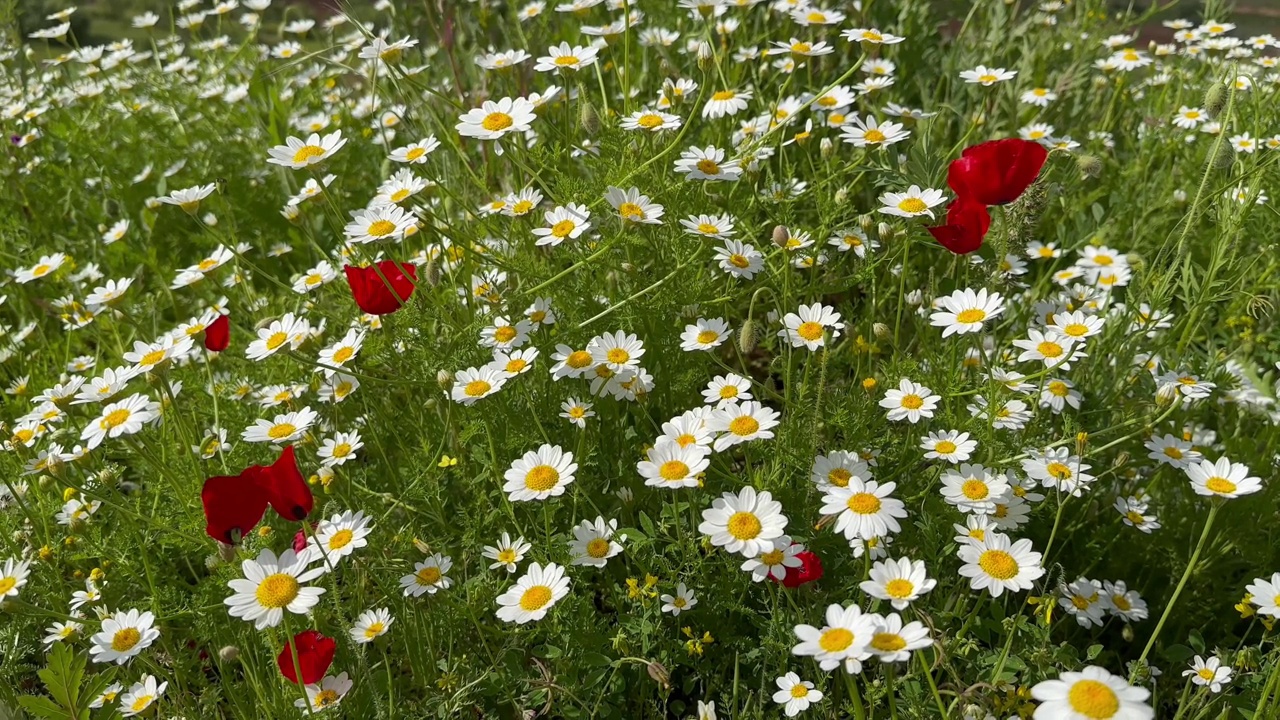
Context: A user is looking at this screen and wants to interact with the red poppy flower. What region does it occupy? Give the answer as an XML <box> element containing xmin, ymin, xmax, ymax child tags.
<box><xmin>204</xmin><ymin>313</ymin><xmax>230</xmax><ymax>352</ymax></box>
<box><xmin>260</xmin><ymin>445</ymin><xmax>313</xmax><ymax>521</ymax></box>
<box><xmin>946</xmin><ymin>138</ymin><xmax>1048</xmax><ymax>206</ymax></box>
<box><xmin>343</xmin><ymin>261</ymin><xmax>417</xmax><ymax>315</ymax></box>
<box><xmin>780</xmin><ymin>548</ymin><xmax>824</xmax><ymax>588</ymax></box>
<box><xmin>277</xmin><ymin>630</ymin><xmax>335</xmax><ymax>685</ymax></box>
<box><xmin>927</xmin><ymin>196</ymin><xmax>992</xmax><ymax>255</ymax></box>
<box><xmin>293</xmin><ymin>524</ymin><xmax>315</xmax><ymax>554</ymax></box>
<box><xmin>200</xmin><ymin>471</ymin><xmax>269</xmax><ymax>544</ymax></box>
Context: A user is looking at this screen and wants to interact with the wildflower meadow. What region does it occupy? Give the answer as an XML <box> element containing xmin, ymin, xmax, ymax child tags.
<box><xmin>4</xmin><ymin>0</ymin><xmax>1280</xmax><ymax>717</ymax></box>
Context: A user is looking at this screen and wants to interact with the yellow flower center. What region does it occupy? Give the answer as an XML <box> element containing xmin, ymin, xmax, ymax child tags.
<box><xmin>100</xmin><ymin>408</ymin><xmax>131</xmax><ymax>430</ymax></box>
<box><xmin>900</xmin><ymin>394</ymin><xmax>923</xmax><ymax>410</ymax></box>
<box><xmin>405</xmin><ymin>147</ymin><xmax>426</xmax><ymax>161</ymax></box>
<box><xmin>1045</xmin><ymin>462</ymin><xmax>1072</xmax><ymax>480</ymax></box>
<box><xmin>554</xmin><ymin>55</ymin><xmax>579</xmax><ymax>66</ymax></box>
<box><xmin>291</xmin><ymin>144</ymin><xmax>326</xmax><ymax>163</ymax></box>
<box><xmin>1111</xmin><ymin>594</ymin><xmax>1131</xmax><ymax>611</ymax></box>
<box><xmin>524</xmin><ymin>465</ymin><xmax>560</xmax><ymax>491</ymax></box>
<box><xmin>606</xmin><ymin>348</ymin><xmax>630</xmax><ymax>364</ymax></box>
<box><xmin>1067</xmin><ymin>679</ymin><xmax>1120</xmax><ymax>718</ymax></box>
<box><xmin>791</xmin><ymin>42</ymin><xmax>812</xmax><ymax>53</ymax></box>
<box><xmin>955</xmin><ymin>309</ymin><xmax>986</xmax><ymax>324</ymax></box>
<box><xmin>934</xmin><ymin>440</ymin><xmax>957</xmax><ymax>455</ymax></box>
<box><xmin>1049</xmin><ymin>381</ymin><xmax>1069</xmax><ymax>397</ymax></box>
<box><xmin>1162</xmin><ymin>446</ymin><xmax>1183</xmax><ymax>460</ymax></box>
<box><xmin>847</xmin><ymin>492</ymin><xmax>881</xmax><ymax>514</ymax></box>
<box><xmin>961</xmin><ymin>480</ymin><xmax>989</xmax><ymax>500</ymax></box>
<box><xmin>482</xmin><ymin>112</ymin><xmax>513</xmax><ymax>131</ymax></box>
<box><xmin>728</xmin><ymin>416</ymin><xmax>759</xmax><ymax>436</ymax></box>
<box><xmin>586</xmin><ymin>538</ymin><xmax>611</xmax><ymax>558</ymax></box>
<box><xmin>130</xmin><ymin>695</ymin><xmax>155</xmax><ymax>712</ymax></box>
<box><xmin>464</xmin><ymin>380</ymin><xmax>491</xmax><ymax>397</ymax></box>
<box><xmin>367</xmin><ymin>219</ymin><xmax>397</xmax><ymax>237</ymax></box>
<box><xmin>567</xmin><ymin>406</ymin><xmax>585</xmax><ymax>419</ymax></box>
<box><xmin>1205</xmin><ymin>476</ymin><xmax>1236</xmax><ymax>494</ymax></box>
<box><xmin>111</xmin><ymin>627</ymin><xmax>141</xmax><ymax>652</ymax></box>
<box><xmin>818</xmin><ymin>628</ymin><xmax>854</xmax><ymax>652</ymax></box>
<box><xmin>415</xmin><ymin>565</ymin><xmax>441</xmax><ymax>585</ymax></box>
<box><xmin>497</xmin><ymin>549</ymin><xmax>517</xmax><ymax>564</ymax></box>
<box><xmin>695</xmin><ymin>159</ymin><xmax>721</xmax><ymax>175</ymax></box>
<box><xmin>979</xmin><ymin>74</ymin><xmax>997</xmax><ymax>83</ymax></box>
<box><xmin>268</xmin><ymin>423</ymin><xmax>297</xmax><ymax>440</ymax></box>
<box><xmin>796</xmin><ymin>321</ymin><xmax>824</xmax><ymax>341</ymax></box>
<box><xmin>505</xmin><ymin>359</ymin><xmax>528</xmax><ymax>374</ymax></box>
<box><xmin>0</xmin><ymin>577</ymin><xmax>16</xmax><ymax>594</ymax></box>
<box><xmin>314</xmin><ymin>689</ymin><xmax>340</xmax><ymax>707</ymax></box>
<box><xmin>637</xmin><ymin>113</ymin><xmax>663</xmax><ymax>129</ymax></box>
<box><xmin>885</xmin><ymin>579</ymin><xmax>914</xmax><ymax>598</ymax></box>
<box><xmin>550</xmin><ymin>219</ymin><xmax>577</xmax><ymax>238</ymax></box>
<box><xmin>519</xmin><ymin>584</ymin><xmax>553</xmax><ymax>611</ymax></box>
<box><xmin>265</xmin><ymin>331</ymin><xmax>288</xmax><ymax>350</ymax></box>
<box><xmin>493</xmin><ymin>326</ymin><xmax>518</xmax><ymax>343</ymax></box>
<box><xmin>729</xmin><ymin>254</ymin><xmax>750</xmax><ymax>268</ymax></box>
<box><xmin>32</xmin><ymin>264</ymin><xmax>51</xmax><ymax>276</ymax></box>
<box><xmin>712</xmin><ymin>90</ymin><xmax>736</xmax><ymax>101</ymax></box>
<box><xmin>140</xmin><ymin>349</ymin><xmax>166</xmax><ymax>366</ymax></box>
<box><xmin>255</xmin><ymin>573</ymin><xmax>301</xmax><ymax>609</ymax></box>
<box><xmin>567</xmin><ymin>350</ymin><xmax>593</xmax><ymax>368</ymax></box>
<box><xmin>863</xmin><ymin>128</ymin><xmax>886</xmax><ymax>143</ymax></box>
<box><xmin>870</xmin><ymin>632</ymin><xmax>906</xmax><ymax>652</ymax></box>
<box><xmin>827</xmin><ymin>468</ymin><xmax>852</xmax><ymax>487</ymax></box>
<box><xmin>659</xmin><ymin>460</ymin><xmax>689</xmax><ymax>481</ymax></box>
<box><xmin>675</xmin><ymin>433</ymin><xmax>697</xmax><ymax>447</ymax></box>
<box><xmin>897</xmin><ymin>198</ymin><xmax>927</xmax><ymax>213</ymax></box>
<box><xmin>328</xmin><ymin>529</ymin><xmax>354</xmax><ymax>550</ymax></box>
<box><xmin>978</xmin><ymin>550</ymin><xmax>1019</xmax><ymax>580</ymax></box>
<box><xmin>390</xmin><ymin>189</ymin><xmax>411</xmax><ymax>203</ymax></box>
<box><xmin>726</xmin><ymin>511</ymin><xmax>762</xmax><ymax>540</ymax></box>
<box><xmin>692</xmin><ymin>329</ymin><xmax>719</xmax><ymax>345</ymax></box>
<box><xmin>790</xmin><ymin>685</ymin><xmax>809</xmax><ymax>698</ymax></box>
<box><xmin>618</xmin><ymin>202</ymin><xmax>645</xmax><ymax>220</ymax></box>
<box><xmin>760</xmin><ymin>549</ymin><xmax>785</xmax><ymax>565</ymax></box>
<box><xmin>332</xmin><ymin>346</ymin><xmax>354</xmax><ymax>363</ymax></box>
<box><xmin>1037</xmin><ymin>341</ymin><xmax>1063</xmax><ymax>358</ymax></box>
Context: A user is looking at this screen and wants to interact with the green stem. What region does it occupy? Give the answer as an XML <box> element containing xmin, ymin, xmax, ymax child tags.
<box><xmin>1134</xmin><ymin>504</ymin><xmax>1220</xmax><ymax>677</ymax></box>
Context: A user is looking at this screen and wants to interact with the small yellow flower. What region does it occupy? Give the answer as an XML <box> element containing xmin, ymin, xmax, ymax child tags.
<box><xmin>257</xmin><ymin>526</ymin><xmax>273</xmax><ymax>538</ymax></box>
<box><xmin>437</xmin><ymin>454</ymin><xmax>458</xmax><ymax>468</ymax></box>
<box><xmin>62</xmin><ymin>487</ymin><xmax>77</xmax><ymax>502</ymax></box>
<box><xmin>684</xmin><ymin>639</ymin><xmax>703</xmax><ymax>657</ymax></box>
<box><xmin>1237</xmin><ymin>594</ymin><xmax>1256</xmax><ymax>619</ymax></box>
<box><xmin>861</xmin><ymin>377</ymin><xmax>877</xmax><ymax>392</ymax></box>
<box><xmin>700</xmin><ymin>632</ymin><xmax>715</xmax><ymax>645</ymax></box>
<box><xmin>38</xmin><ymin>545</ymin><xmax>54</xmax><ymax>561</ymax></box>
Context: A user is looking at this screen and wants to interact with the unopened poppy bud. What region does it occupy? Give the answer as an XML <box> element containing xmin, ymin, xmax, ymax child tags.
<box><xmin>1204</xmin><ymin>81</ymin><xmax>1228</xmax><ymax>117</ymax></box>
<box><xmin>436</xmin><ymin>370</ymin><xmax>453</xmax><ymax>389</ymax></box>
<box><xmin>219</xmin><ymin>646</ymin><xmax>240</xmax><ymax>662</ymax></box>
<box><xmin>738</xmin><ymin>319</ymin><xmax>761</xmax><ymax>354</ymax></box>
<box><xmin>872</xmin><ymin>322</ymin><xmax>890</xmax><ymax>339</ymax></box>
<box><xmin>646</xmin><ymin>661</ymin><xmax>670</xmax><ymax>688</ymax></box>
<box><xmin>1076</xmin><ymin>154</ymin><xmax>1102</xmax><ymax>178</ymax></box>
<box><xmin>1210</xmin><ymin>140</ymin><xmax>1233</xmax><ymax>170</ymax></box>
<box><xmin>771</xmin><ymin>225</ymin><xmax>790</xmax><ymax>248</ymax></box>
<box><xmin>820</xmin><ymin>137</ymin><xmax>834</xmax><ymax>158</ymax></box>
<box><xmin>580</xmin><ymin>99</ymin><xmax>600</xmax><ymax>135</ymax></box>
<box><xmin>425</xmin><ymin>258</ymin><xmax>441</xmax><ymax>287</ymax></box>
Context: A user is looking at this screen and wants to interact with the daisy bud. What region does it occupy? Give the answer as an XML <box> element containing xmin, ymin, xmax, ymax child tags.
<box><xmin>834</xmin><ymin>187</ymin><xmax>849</xmax><ymax>204</ymax></box>
<box><xmin>1156</xmin><ymin>384</ymin><xmax>1179</xmax><ymax>406</ymax></box>
<box><xmin>771</xmin><ymin>225</ymin><xmax>790</xmax><ymax>248</ymax></box>
<box><xmin>858</xmin><ymin>214</ymin><xmax>875</xmax><ymax>236</ymax></box>
<box><xmin>820</xmin><ymin>138</ymin><xmax>834</xmax><ymax>158</ymax></box>
<box><xmin>436</xmin><ymin>369</ymin><xmax>454</xmax><ymax>389</ymax></box>
<box><xmin>1113</xmin><ymin>452</ymin><xmax>1129</xmax><ymax>469</ymax></box>
<box><xmin>1076</xmin><ymin>154</ymin><xmax>1102</xmax><ymax>178</ymax></box>
<box><xmin>580</xmin><ymin>99</ymin><xmax>600</xmax><ymax>135</ymax></box>
<box><xmin>219</xmin><ymin>645</ymin><xmax>241</xmax><ymax>663</ymax></box>
<box><xmin>877</xmin><ymin>222</ymin><xmax>893</xmax><ymax>242</ymax></box>
<box><xmin>1173</xmin><ymin>189</ymin><xmax>1188</xmax><ymax>203</ymax></box>
<box><xmin>621</xmin><ymin>263</ymin><xmax>636</xmax><ymax>272</ymax></box>
<box><xmin>1121</xmin><ymin>624</ymin><xmax>1135</xmax><ymax>642</ymax></box>
<box><xmin>645</xmin><ymin>661</ymin><xmax>670</xmax><ymax>688</ymax></box>
<box><xmin>1204</xmin><ymin>81</ymin><xmax>1229</xmax><ymax>117</ymax></box>
<box><xmin>861</xmin><ymin>377</ymin><xmax>877</xmax><ymax>392</ymax></box>
<box><xmin>695</xmin><ymin>41</ymin><xmax>713</xmax><ymax>67</ymax></box>
<box><xmin>738</xmin><ymin>319</ymin><xmax>761</xmax><ymax>354</ymax></box>
<box><xmin>873</xmin><ymin>322</ymin><xmax>890</xmax><ymax>339</ymax></box>
<box><xmin>1238</xmin><ymin>646</ymin><xmax>1262</xmax><ymax>671</ymax></box>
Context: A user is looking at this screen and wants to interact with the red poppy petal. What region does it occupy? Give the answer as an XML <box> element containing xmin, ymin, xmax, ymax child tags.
<box><xmin>201</xmin><ymin>471</ymin><xmax>268</xmax><ymax>544</ymax></box>
<box><xmin>277</xmin><ymin>630</ymin><xmax>336</xmax><ymax>685</ymax></box>
<box><xmin>204</xmin><ymin>313</ymin><xmax>230</xmax><ymax>352</ymax></box>
<box><xmin>260</xmin><ymin>445</ymin><xmax>313</xmax><ymax>521</ymax></box>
